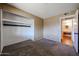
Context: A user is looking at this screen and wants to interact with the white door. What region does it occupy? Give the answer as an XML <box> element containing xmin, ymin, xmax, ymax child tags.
<box><xmin>73</xmin><ymin>10</ymin><xmax>78</xmax><ymax>53</ymax></box>
<box><xmin>0</xmin><ymin>9</ymin><xmax>1</xmax><ymax>53</ymax></box>
<box><xmin>0</xmin><ymin>9</ymin><xmax>2</xmax><ymax>53</ymax></box>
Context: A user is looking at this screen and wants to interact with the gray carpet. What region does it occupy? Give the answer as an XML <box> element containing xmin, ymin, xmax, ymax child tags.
<box><xmin>1</xmin><ymin>39</ymin><xmax>77</xmax><ymax>56</ymax></box>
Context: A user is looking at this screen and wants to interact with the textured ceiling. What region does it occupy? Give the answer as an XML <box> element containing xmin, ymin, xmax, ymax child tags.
<box><xmin>9</xmin><ymin>3</ymin><xmax>79</xmax><ymax>19</ymax></box>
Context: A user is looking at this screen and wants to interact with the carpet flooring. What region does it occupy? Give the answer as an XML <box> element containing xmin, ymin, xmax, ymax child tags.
<box><xmin>1</xmin><ymin>39</ymin><xmax>77</xmax><ymax>56</ymax></box>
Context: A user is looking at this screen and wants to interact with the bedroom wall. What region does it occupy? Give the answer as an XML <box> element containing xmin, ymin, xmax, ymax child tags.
<box><xmin>3</xmin><ymin>11</ymin><xmax>34</xmax><ymax>46</ymax></box>
<box><xmin>43</xmin><ymin>10</ymin><xmax>76</xmax><ymax>42</ymax></box>
<box><xmin>34</xmin><ymin>17</ymin><xmax>43</xmax><ymax>40</ymax></box>
<box><xmin>43</xmin><ymin>15</ymin><xmax>61</xmax><ymax>42</ymax></box>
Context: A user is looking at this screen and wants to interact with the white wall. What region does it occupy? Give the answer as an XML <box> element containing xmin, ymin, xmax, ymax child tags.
<box><xmin>43</xmin><ymin>16</ymin><xmax>61</xmax><ymax>42</ymax></box>
<box><xmin>34</xmin><ymin>17</ymin><xmax>43</xmax><ymax>40</ymax></box>
<box><xmin>43</xmin><ymin>10</ymin><xmax>76</xmax><ymax>43</ymax></box>
<box><xmin>3</xmin><ymin>11</ymin><xmax>34</xmax><ymax>46</ymax></box>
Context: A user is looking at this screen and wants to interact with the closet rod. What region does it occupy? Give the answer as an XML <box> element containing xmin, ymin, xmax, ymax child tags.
<box><xmin>3</xmin><ymin>24</ymin><xmax>31</xmax><ymax>27</ymax></box>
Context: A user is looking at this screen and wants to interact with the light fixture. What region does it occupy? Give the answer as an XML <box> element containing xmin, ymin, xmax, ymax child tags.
<box><xmin>74</xmin><ymin>22</ymin><xmax>77</xmax><ymax>25</ymax></box>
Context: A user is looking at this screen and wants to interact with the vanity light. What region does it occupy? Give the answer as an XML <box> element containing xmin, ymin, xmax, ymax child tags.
<box><xmin>74</xmin><ymin>22</ymin><xmax>77</xmax><ymax>25</ymax></box>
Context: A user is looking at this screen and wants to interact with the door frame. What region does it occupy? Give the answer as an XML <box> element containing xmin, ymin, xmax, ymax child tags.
<box><xmin>60</xmin><ymin>15</ymin><xmax>75</xmax><ymax>46</ymax></box>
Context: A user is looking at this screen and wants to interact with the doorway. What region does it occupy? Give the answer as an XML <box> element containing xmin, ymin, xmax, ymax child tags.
<box><xmin>61</xmin><ymin>17</ymin><xmax>74</xmax><ymax>47</ymax></box>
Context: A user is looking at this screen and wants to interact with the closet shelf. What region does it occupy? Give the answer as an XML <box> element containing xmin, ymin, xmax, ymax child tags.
<box><xmin>3</xmin><ymin>19</ymin><xmax>28</xmax><ymax>24</ymax></box>
<box><xmin>2</xmin><ymin>19</ymin><xmax>31</xmax><ymax>27</ymax></box>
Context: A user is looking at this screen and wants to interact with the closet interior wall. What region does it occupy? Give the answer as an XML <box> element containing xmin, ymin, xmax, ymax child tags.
<box><xmin>3</xmin><ymin>11</ymin><xmax>34</xmax><ymax>46</ymax></box>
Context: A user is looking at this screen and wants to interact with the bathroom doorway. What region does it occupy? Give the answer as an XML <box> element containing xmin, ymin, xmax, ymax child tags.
<box><xmin>61</xmin><ymin>16</ymin><xmax>74</xmax><ymax>47</ymax></box>
<box><xmin>61</xmin><ymin>18</ymin><xmax>73</xmax><ymax>47</ymax></box>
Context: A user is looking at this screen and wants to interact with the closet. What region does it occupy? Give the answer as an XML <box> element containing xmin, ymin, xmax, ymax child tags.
<box><xmin>61</xmin><ymin>10</ymin><xmax>78</xmax><ymax>53</ymax></box>
<box><xmin>3</xmin><ymin>11</ymin><xmax>34</xmax><ymax>46</ymax></box>
<box><xmin>0</xmin><ymin>10</ymin><xmax>35</xmax><ymax>52</ymax></box>
<box><xmin>0</xmin><ymin>4</ymin><xmax>43</xmax><ymax>53</ymax></box>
